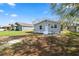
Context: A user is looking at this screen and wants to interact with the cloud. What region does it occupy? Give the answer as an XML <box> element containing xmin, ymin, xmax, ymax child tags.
<box><xmin>0</xmin><ymin>3</ymin><xmax>16</xmax><ymax>7</ymax></box>
<box><xmin>5</xmin><ymin>13</ymin><xmax>9</xmax><ymax>16</ymax></box>
<box><xmin>11</xmin><ymin>14</ymin><xmax>18</xmax><ymax>17</ymax></box>
<box><xmin>7</xmin><ymin>3</ymin><xmax>16</xmax><ymax>7</ymax></box>
<box><xmin>0</xmin><ymin>9</ymin><xmax>4</xmax><ymax>13</ymax></box>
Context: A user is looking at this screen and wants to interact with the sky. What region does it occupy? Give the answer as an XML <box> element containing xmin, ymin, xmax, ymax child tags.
<box><xmin>0</xmin><ymin>3</ymin><xmax>59</xmax><ymax>25</ymax></box>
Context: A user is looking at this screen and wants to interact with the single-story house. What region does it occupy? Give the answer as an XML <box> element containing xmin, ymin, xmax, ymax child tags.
<box><xmin>67</xmin><ymin>22</ymin><xmax>79</xmax><ymax>32</ymax></box>
<box><xmin>0</xmin><ymin>26</ymin><xmax>5</xmax><ymax>31</ymax></box>
<box><xmin>1</xmin><ymin>25</ymin><xmax>12</xmax><ymax>31</ymax></box>
<box><xmin>14</xmin><ymin>22</ymin><xmax>34</xmax><ymax>31</ymax></box>
<box><xmin>33</xmin><ymin>19</ymin><xmax>61</xmax><ymax>34</ymax></box>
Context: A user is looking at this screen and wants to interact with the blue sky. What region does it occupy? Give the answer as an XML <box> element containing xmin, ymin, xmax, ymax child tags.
<box><xmin>0</xmin><ymin>3</ymin><xmax>59</xmax><ymax>25</ymax></box>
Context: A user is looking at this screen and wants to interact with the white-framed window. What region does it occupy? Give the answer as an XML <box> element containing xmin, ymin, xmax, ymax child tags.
<box><xmin>51</xmin><ymin>24</ymin><xmax>57</xmax><ymax>28</ymax></box>
<box><xmin>54</xmin><ymin>24</ymin><xmax>57</xmax><ymax>28</ymax></box>
<box><xmin>51</xmin><ymin>26</ymin><xmax>54</xmax><ymax>28</ymax></box>
<box><xmin>39</xmin><ymin>25</ymin><xmax>42</xmax><ymax>30</ymax></box>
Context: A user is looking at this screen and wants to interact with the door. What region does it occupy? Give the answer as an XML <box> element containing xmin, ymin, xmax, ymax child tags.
<box><xmin>43</xmin><ymin>25</ymin><xmax>48</xmax><ymax>34</ymax></box>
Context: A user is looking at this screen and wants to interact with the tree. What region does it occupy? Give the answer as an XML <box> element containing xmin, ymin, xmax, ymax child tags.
<box><xmin>51</xmin><ymin>3</ymin><xmax>79</xmax><ymax>18</ymax></box>
<box><xmin>51</xmin><ymin>3</ymin><xmax>79</xmax><ymax>30</ymax></box>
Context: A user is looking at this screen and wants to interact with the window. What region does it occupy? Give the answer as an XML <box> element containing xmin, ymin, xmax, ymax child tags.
<box><xmin>48</xmin><ymin>24</ymin><xmax>50</xmax><ymax>26</ymax></box>
<box><xmin>39</xmin><ymin>25</ymin><xmax>42</xmax><ymax>29</ymax></box>
<box><xmin>51</xmin><ymin>26</ymin><xmax>53</xmax><ymax>28</ymax></box>
<box><xmin>54</xmin><ymin>24</ymin><xmax>57</xmax><ymax>28</ymax></box>
<box><xmin>51</xmin><ymin>24</ymin><xmax>57</xmax><ymax>28</ymax></box>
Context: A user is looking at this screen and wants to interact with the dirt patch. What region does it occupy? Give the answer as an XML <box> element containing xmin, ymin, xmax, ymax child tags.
<box><xmin>0</xmin><ymin>35</ymin><xmax>26</xmax><ymax>42</ymax></box>
<box><xmin>0</xmin><ymin>34</ymin><xmax>79</xmax><ymax>56</ymax></box>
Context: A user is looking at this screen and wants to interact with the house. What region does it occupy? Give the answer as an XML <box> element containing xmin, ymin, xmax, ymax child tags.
<box><xmin>0</xmin><ymin>26</ymin><xmax>5</xmax><ymax>31</ymax></box>
<box><xmin>68</xmin><ymin>22</ymin><xmax>79</xmax><ymax>32</ymax></box>
<box><xmin>14</xmin><ymin>22</ymin><xmax>34</xmax><ymax>31</ymax></box>
<box><xmin>9</xmin><ymin>24</ymin><xmax>17</xmax><ymax>31</ymax></box>
<box><xmin>2</xmin><ymin>25</ymin><xmax>12</xmax><ymax>31</ymax></box>
<box><xmin>33</xmin><ymin>19</ymin><xmax>61</xmax><ymax>34</ymax></box>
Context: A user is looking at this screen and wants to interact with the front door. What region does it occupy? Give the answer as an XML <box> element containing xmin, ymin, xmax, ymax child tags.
<box><xmin>43</xmin><ymin>25</ymin><xmax>48</xmax><ymax>34</ymax></box>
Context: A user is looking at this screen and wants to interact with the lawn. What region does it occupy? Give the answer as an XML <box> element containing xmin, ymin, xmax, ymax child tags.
<box><xmin>61</xmin><ymin>30</ymin><xmax>79</xmax><ymax>37</ymax></box>
<box><xmin>0</xmin><ymin>30</ymin><xmax>32</xmax><ymax>36</ymax></box>
<box><xmin>61</xmin><ymin>30</ymin><xmax>79</xmax><ymax>35</ymax></box>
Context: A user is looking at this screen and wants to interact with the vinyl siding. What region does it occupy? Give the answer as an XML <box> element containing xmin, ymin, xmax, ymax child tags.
<box><xmin>22</xmin><ymin>26</ymin><xmax>33</xmax><ymax>31</ymax></box>
<box><xmin>48</xmin><ymin>21</ymin><xmax>61</xmax><ymax>34</ymax></box>
<box><xmin>34</xmin><ymin>21</ymin><xmax>46</xmax><ymax>33</ymax></box>
<box><xmin>34</xmin><ymin>20</ymin><xmax>61</xmax><ymax>34</ymax></box>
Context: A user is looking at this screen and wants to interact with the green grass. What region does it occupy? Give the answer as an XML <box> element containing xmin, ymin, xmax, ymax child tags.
<box><xmin>61</xmin><ymin>30</ymin><xmax>79</xmax><ymax>39</ymax></box>
<box><xmin>0</xmin><ymin>31</ymin><xmax>32</xmax><ymax>36</ymax></box>
<box><xmin>61</xmin><ymin>30</ymin><xmax>79</xmax><ymax>36</ymax></box>
<box><xmin>63</xmin><ymin>31</ymin><xmax>79</xmax><ymax>37</ymax></box>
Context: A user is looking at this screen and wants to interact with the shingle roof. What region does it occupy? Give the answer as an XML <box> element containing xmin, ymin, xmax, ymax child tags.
<box><xmin>15</xmin><ymin>22</ymin><xmax>33</xmax><ymax>27</ymax></box>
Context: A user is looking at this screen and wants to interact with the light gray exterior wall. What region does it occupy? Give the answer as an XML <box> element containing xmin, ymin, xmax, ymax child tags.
<box><xmin>34</xmin><ymin>21</ymin><xmax>46</xmax><ymax>33</ymax></box>
<box><xmin>47</xmin><ymin>21</ymin><xmax>61</xmax><ymax>34</ymax></box>
<box><xmin>15</xmin><ymin>25</ymin><xmax>33</xmax><ymax>31</ymax></box>
<box><xmin>22</xmin><ymin>26</ymin><xmax>34</xmax><ymax>31</ymax></box>
<box><xmin>34</xmin><ymin>20</ymin><xmax>61</xmax><ymax>34</ymax></box>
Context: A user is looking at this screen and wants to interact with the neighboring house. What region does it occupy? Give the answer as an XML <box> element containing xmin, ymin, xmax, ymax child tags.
<box><xmin>2</xmin><ymin>25</ymin><xmax>12</xmax><ymax>31</ymax></box>
<box><xmin>68</xmin><ymin>22</ymin><xmax>79</xmax><ymax>32</ymax></box>
<box><xmin>9</xmin><ymin>24</ymin><xmax>17</xmax><ymax>31</ymax></box>
<box><xmin>14</xmin><ymin>22</ymin><xmax>34</xmax><ymax>31</ymax></box>
<box><xmin>0</xmin><ymin>26</ymin><xmax>5</xmax><ymax>31</ymax></box>
<box><xmin>33</xmin><ymin>19</ymin><xmax>61</xmax><ymax>34</ymax></box>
